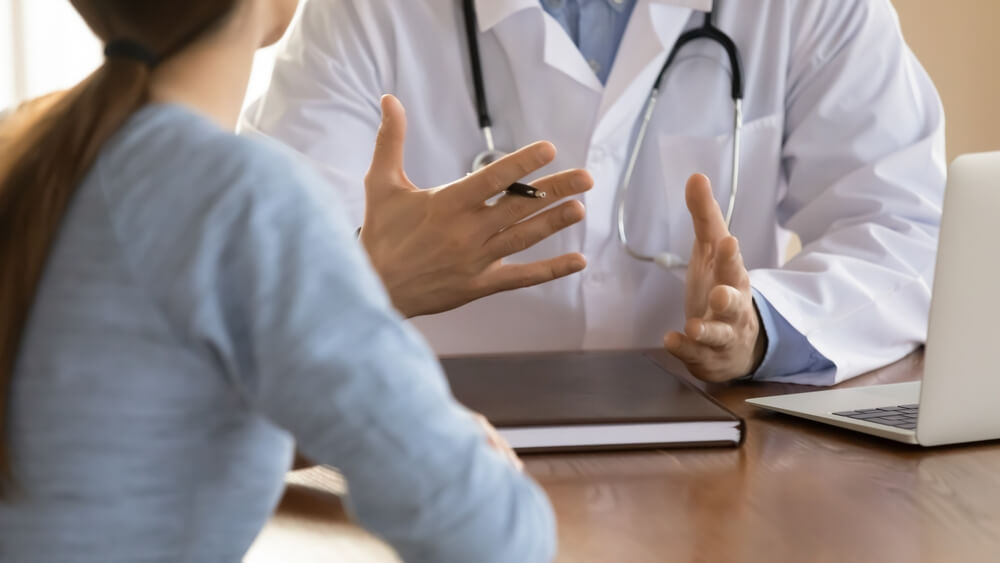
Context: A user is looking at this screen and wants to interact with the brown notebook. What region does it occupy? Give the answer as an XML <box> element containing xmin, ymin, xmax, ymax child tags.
<box><xmin>442</xmin><ymin>350</ymin><xmax>744</xmax><ymax>452</ymax></box>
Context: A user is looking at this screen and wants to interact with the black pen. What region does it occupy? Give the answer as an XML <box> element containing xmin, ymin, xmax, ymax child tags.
<box><xmin>506</xmin><ymin>182</ymin><xmax>547</xmax><ymax>199</ymax></box>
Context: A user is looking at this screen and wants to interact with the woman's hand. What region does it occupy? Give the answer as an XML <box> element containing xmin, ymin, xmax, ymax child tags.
<box><xmin>469</xmin><ymin>411</ymin><xmax>523</xmax><ymax>472</ymax></box>
<box><xmin>361</xmin><ymin>95</ymin><xmax>593</xmax><ymax>318</ymax></box>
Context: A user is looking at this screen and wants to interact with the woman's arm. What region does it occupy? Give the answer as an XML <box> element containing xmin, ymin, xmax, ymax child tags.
<box><xmin>113</xmin><ymin>128</ymin><xmax>557</xmax><ymax>563</ymax></box>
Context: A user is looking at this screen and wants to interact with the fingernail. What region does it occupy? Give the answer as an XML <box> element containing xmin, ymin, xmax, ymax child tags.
<box><xmin>562</xmin><ymin>204</ymin><xmax>582</xmax><ymax>222</ymax></box>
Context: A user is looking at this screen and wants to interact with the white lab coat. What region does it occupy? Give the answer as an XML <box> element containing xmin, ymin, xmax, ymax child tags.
<box><xmin>242</xmin><ymin>0</ymin><xmax>946</xmax><ymax>385</ymax></box>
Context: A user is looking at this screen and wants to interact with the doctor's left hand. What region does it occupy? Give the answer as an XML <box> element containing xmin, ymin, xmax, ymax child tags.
<box><xmin>664</xmin><ymin>174</ymin><xmax>767</xmax><ymax>383</ymax></box>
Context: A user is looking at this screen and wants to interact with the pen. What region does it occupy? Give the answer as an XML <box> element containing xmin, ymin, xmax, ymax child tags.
<box><xmin>506</xmin><ymin>182</ymin><xmax>547</xmax><ymax>199</ymax></box>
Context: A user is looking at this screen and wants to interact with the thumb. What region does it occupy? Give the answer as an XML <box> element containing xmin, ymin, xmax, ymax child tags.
<box><xmin>366</xmin><ymin>95</ymin><xmax>410</xmax><ymax>194</ymax></box>
<box><xmin>685</xmin><ymin>173</ymin><xmax>728</xmax><ymax>243</ymax></box>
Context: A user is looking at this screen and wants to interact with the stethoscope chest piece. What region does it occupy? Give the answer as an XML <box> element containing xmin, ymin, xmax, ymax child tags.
<box><xmin>471</xmin><ymin>151</ymin><xmax>505</xmax><ymax>172</ymax></box>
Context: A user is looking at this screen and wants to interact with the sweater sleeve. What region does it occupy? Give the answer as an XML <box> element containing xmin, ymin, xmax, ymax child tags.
<box><xmin>106</xmin><ymin>128</ymin><xmax>556</xmax><ymax>563</ymax></box>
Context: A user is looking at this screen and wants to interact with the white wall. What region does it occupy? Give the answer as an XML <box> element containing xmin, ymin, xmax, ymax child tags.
<box><xmin>0</xmin><ymin>0</ymin><xmax>16</xmax><ymax>109</ymax></box>
<box><xmin>19</xmin><ymin>0</ymin><xmax>102</xmax><ymax>101</ymax></box>
<box><xmin>893</xmin><ymin>0</ymin><xmax>1000</xmax><ymax>158</ymax></box>
<box><xmin>0</xmin><ymin>0</ymin><xmax>281</xmax><ymax>112</ymax></box>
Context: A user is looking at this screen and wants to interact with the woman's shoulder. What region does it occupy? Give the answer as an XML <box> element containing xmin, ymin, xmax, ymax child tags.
<box><xmin>95</xmin><ymin>104</ymin><xmax>341</xmax><ymax>227</ymax></box>
<box><xmin>101</xmin><ymin>104</ymin><xmax>309</xmax><ymax>199</ymax></box>
<box><xmin>90</xmin><ymin>103</ymin><xmax>348</xmax><ymax>260</ymax></box>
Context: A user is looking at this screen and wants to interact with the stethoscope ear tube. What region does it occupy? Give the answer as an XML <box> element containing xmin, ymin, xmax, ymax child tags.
<box><xmin>463</xmin><ymin>0</ymin><xmax>510</xmax><ymax>172</ymax></box>
<box><xmin>462</xmin><ymin>0</ymin><xmax>492</xmax><ymax>130</ymax></box>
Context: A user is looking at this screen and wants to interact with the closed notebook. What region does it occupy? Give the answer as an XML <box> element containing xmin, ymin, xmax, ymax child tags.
<box><xmin>442</xmin><ymin>350</ymin><xmax>744</xmax><ymax>452</ymax></box>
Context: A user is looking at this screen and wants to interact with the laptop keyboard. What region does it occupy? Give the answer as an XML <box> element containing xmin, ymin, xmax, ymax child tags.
<box><xmin>832</xmin><ymin>404</ymin><xmax>920</xmax><ymax>430</ymax></box>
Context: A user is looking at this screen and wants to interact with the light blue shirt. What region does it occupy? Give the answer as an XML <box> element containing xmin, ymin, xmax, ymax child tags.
<box><xmin>542</xmin><ymin>0</ymin><xmax>637</xmax><ymax>84</ymax></box>
<box><xmin>751</xmin><ymin>289</ymin><xmax>835</xmax><ymax>379</ymax></box>
<box><xmin>0</xmin><ymin>104</ymin><xmax>555</xmax><ymax>563</ymax></box>
<box><xmin>543</xmin><ymin>0</ymin><xmax>834</xmax><ymax>379</ymax></box>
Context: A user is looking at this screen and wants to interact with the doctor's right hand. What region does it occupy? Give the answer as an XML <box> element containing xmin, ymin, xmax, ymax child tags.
<box><xmin>361</xmin><ymin>95</ymin><xmax>592</xmax><ymax>318</ymax></box>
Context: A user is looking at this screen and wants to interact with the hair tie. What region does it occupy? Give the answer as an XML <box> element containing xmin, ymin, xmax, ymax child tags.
<box><xmin>103</xmin><ymin>40</ymin><xmax>160</xmax><ymax>69</ymax></box>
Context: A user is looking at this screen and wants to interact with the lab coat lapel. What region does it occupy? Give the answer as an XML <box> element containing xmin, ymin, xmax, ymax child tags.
<box><xmin>478</xmin><ymin>0</ymin><xmax>603</xmax><ymax>93</ymax></box>
<box><xmin>474</xmin><ymin>0</ymin><xmax>537</xmax><ymax>31</ymax></box>
<box><xmin>592</xmin><ymin>1</ymin><xmax>698</xmax><ymax>143</ymax></box>
<box><xmin>542</xmin><ymin>17</ymin><xmax>604</xmax><ymax>93</ymax></box>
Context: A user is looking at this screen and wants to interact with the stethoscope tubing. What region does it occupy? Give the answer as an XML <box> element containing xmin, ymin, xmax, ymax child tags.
<box><xmin>461</xmin><ymin>1</ymin><xmax>745</xmax><ymax>269</ymax></box>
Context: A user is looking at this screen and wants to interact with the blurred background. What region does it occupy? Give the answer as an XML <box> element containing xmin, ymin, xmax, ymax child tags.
<box><xmin>0</xmin><ymin>0</ymin><xmax>286</xmax><ymax>115</ymax></box>
<box><xmin>1</xmin><ymin>0</ymin><xmax>997</xmax><ymax>159</ymax></box>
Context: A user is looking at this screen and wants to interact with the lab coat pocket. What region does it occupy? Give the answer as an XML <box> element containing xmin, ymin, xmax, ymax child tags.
<box><xmin>653</xmin><ymin>113</ymin><xmax>784</xmax><ymax>262</ymax></box>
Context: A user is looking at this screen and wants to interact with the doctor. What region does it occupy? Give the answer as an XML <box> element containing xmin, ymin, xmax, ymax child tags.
<box><xmin>242</xmin><ymin>0</ymin><xmax>946</xmax><ymax>385</ymax></box>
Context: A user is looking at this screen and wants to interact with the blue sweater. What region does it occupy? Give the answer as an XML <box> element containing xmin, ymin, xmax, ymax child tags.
<box><xmin>0</xmin><ymin>104</ymin><xmax>555</xmax><ymax>562</ymax></box>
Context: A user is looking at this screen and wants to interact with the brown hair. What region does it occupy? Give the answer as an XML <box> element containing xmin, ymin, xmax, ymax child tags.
<box><xmin>0</xmin><ymin>0</ymin><xmax>239</xmax><ymax>490</ymax></box>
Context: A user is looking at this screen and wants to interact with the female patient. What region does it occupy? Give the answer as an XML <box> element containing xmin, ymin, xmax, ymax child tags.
<box><xmin>0</xmin><ymin>0</ymin><xmax>591</xmax><ymax>560</ymax></box>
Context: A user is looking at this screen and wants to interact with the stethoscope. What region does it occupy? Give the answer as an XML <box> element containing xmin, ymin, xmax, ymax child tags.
<box><xmin>461</xmin><ymin>0</ymin><xmax>745</xmax><ymax>270</ymax></box>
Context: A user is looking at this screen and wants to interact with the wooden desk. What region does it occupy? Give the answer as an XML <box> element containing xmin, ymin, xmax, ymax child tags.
<box><xmin>246</xmin><ymin>351</ymin><xmax>1000</xmax><ymax>562</ymax></box>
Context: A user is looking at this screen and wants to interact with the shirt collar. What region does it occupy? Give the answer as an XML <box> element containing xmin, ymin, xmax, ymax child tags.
<box><xmin>475</xmin><ymin>0</ymin><xmax>713</xmax><ymax>31</ymax></box>
<box><xmin>604</xmin><ymin>0</ymin><xmax>633</xmax><ymax>15</ymax></box>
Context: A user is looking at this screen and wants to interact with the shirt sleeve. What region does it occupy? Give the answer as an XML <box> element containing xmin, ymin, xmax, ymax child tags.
<box><xmin>105</xmin><ymin>132</ymin><xmax>556</xmax><ymax>563</ymax></box>
<box><xmin>751</xmin><ymin>289</ymin><xmax>835</xmax><ymax>382</ymax></box>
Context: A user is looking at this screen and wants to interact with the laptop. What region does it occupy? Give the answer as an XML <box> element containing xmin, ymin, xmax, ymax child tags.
<box><xmin>747</xmin><ymin>151</ymin><xmax>1000</xmax><ymax>446</ymax></box>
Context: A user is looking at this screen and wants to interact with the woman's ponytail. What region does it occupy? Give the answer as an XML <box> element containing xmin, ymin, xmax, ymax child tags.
<box><xmin>0</xmin><ymin>0</ymin><xmax>238</xmax><ymax>493</ymax></box>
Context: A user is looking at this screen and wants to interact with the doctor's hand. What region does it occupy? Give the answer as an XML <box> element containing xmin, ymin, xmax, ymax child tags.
<box><xmin>664</xmin><ymin>174</ymin><xmax>767</xmax><ymax>383</ymax></box>
<box><xmin>361</xmin><ymin>95</ymin><xmax>592</xmax><ymax>318</ymax></box>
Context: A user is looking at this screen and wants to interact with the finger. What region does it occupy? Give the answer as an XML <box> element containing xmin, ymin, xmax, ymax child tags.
<box><xmin>706</xmin><ymin>285</ymin><xmax>744</xmax><ymax>323</ymax></box>
<box><xmin>715</xmin><ymin>236</ymin><xmax>749</xmax><ymax>290</ymax></box>
<box><xmin>366</xmin><ymin>95</ymin><xmax>409</xmax><ymax>191</ymax></box>
<box><xmin>473</xmin><ymin>412</ymin><xmax>489</xmax><ymax>427</ymax></box>
<box><xmin>476</xmin><ymin>413</ymin><xmax>503</xmax><ymax>446</ymax></box>
<box><xmin>493</xmin><ymin>432</ymin><xmax>524</xmax><ymax>472</ymax></box>
<box><xmin>665</xmin><ymin>332</ymin><xmax>737</xmax><ymax>383</ymax></box>
<box><xmin>481</xmin><ymin>253</ymin><xmax>587</xmax><ymax>295</ymax></box>
<box><xmin>476</xmin><ymin>414</ymin><xmax>523</xmax><ymax>471</ymax></box>
<box><xmin>685</xmin><ymin>318</ymin><xmax>736</xmax><ymax>348</ymax></box>
<box><xmin>664</xmin><ymin>331</ymin><xmax>711</xmax><ymax>366</ymax></box>
<box><xmin>482</xmin><ymin>169</ymin><xmax>592</xmax><ymax>231</ymax></box>
<box><xmin>531</xmin><ymin>168</ymin><xmax>593</xmax><ymax>199</ymax></box>
<box><xmin>450</xmin><ymin>141</ymin><xmax>557</xmax><ymax>207</ymax></box>
<box><xmin>512</xmin><ymin>455</ymin><xmax>525</xmax><ymax>472</ymax></box>
<box><xmin>483</xmin><ymin>200</ymin><xmax>586</xmax><ymax>260</ymax></box>
<box><xmin>685</xmin><ymin>173</ymin><xmax>729</xmax><ymax>243</ymax></box>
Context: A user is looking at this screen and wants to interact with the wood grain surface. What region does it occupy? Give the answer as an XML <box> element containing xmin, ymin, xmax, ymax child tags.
<box><xmin>246</xmin><ymin>351</ymin><xmax>1000</xmax><ymax>562</ymax></box>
